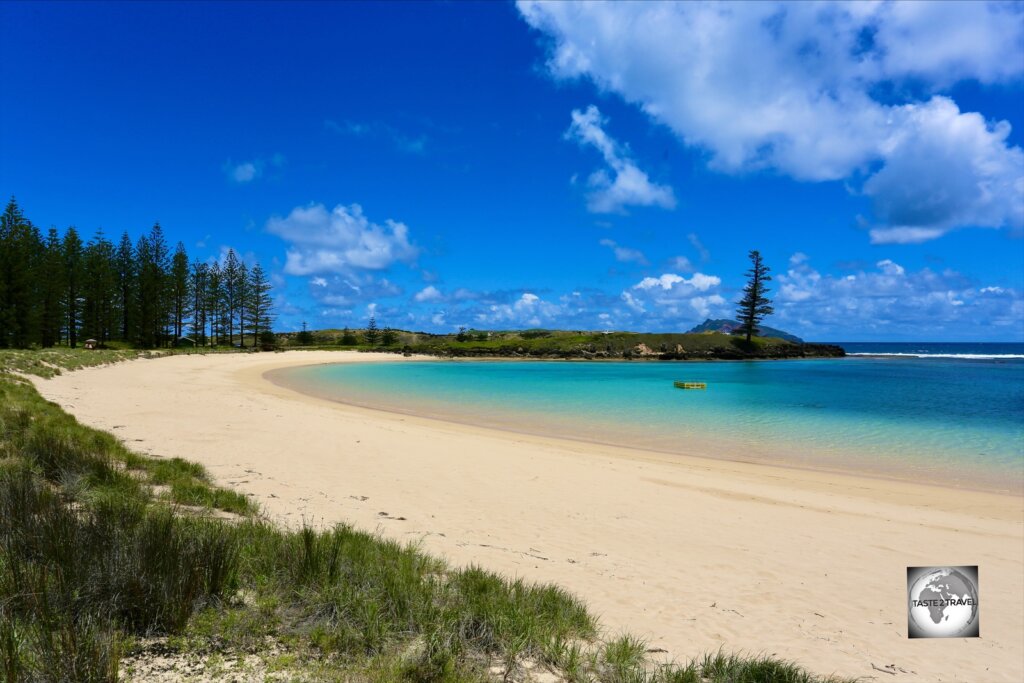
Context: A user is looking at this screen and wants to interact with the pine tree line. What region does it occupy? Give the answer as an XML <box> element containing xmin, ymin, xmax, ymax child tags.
<box><xmin>0</xmin><ymin>197</ymin><xmax>274</xmax><ymax>349</ymax></box>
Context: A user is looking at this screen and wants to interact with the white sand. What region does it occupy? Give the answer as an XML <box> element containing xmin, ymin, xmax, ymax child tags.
<box><xmin>34</xmin><ymin>351</ymin><xmax>1024</xmax><ymax>682</ymax></box>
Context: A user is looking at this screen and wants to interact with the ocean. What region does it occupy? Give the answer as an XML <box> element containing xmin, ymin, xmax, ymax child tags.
<box><xmin>836</xmin><ymin>341</ymin><xmax>1024</xmax><ymax>359</ymax></box>
<box><xmin>275</xmin><ymin>344</ymin><xmax>1024</xmax><ymax>493</ymax></box>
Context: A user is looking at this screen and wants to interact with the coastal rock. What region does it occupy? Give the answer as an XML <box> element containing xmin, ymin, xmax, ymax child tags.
<box><xmin>633</xmin><ymin>343</ymin><xmax>659</xmax><ymax>357</ymax></box>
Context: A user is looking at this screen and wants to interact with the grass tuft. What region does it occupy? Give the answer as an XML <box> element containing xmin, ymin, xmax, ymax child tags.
<box><xmin>602</xmin><ymin>633</ymin><xmax>650</xmax><ymax>682</ymax></box>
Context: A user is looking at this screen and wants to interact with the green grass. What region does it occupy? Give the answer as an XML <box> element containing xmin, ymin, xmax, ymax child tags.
<box><xmin>0</xmin><ymin>344</ymin><xmax>261</xmax><ymax>379</ymax></box>
<box><xmin>373</xmin><ymin>330</ymin><xmax>835</xmax><ymax>360</ymax></box>
<box><xmin>0</xmin><ymin>347</ymin><xmax>146</xmax><ymax>378</ymax></box>
<box><xmin>270</xmin><ymin>326</ymin><xmax>845</xmax><ymax>360</ymax></box>
<box><xmin>135</xmin><ymin>457</ymin><xmax>256</xmax><ymax>515</ymax></box>
<box><xmin>0</xmin><ymin>350</ymin><xmax>855</xmax><ymax>682</ymax></box>
<box><xmin>408</xmin><ymin>330</ymin><xmax>821</xmax><ymax>359</ymax></box>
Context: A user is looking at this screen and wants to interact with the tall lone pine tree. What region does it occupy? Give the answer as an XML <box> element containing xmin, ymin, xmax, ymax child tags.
<box><xmin>736</xmin><ymin>250</ymin><xmax>774</xmax><ymax>343</ymax></box>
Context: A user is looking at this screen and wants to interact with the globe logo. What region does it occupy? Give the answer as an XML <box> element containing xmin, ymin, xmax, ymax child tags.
<box><xmin>907</xmin><ymin>566</ymin><xmax>979</xmax><ymax>638</ymax></box>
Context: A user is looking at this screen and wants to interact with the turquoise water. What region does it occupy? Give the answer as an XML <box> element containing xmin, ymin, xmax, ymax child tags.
<box><xmin>276</xmin><ymin>357</ymin><xmax>1024</xmax><ymax>492</ymax></box>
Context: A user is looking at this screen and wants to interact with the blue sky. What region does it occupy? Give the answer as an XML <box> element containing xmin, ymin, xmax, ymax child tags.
<box><xmin>2</xmin><ymin>1</ymin><xmax>1022</xmax><ymax>341</ymax></box>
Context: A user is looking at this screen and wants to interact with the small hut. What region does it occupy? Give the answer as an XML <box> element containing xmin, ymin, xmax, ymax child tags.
<box><xmin>83</xmin><ymin>339</ymin><xmax>98</xmax><ymax>350</ymax></box>
<box><xmin>174</xmin><ymin>336</ymin><xmax>196</xmax><ymax>348</ymax></box>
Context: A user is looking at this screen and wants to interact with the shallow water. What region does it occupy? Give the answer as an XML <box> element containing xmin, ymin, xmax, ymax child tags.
<box><xmin>274</xmin><ymin>354</ymin><xmax>1024</xmax><ymax>493</ymax></box>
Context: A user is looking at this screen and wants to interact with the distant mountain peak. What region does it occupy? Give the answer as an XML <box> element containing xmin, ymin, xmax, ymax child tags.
<box><xmin>687</xmin><ymin>318</ymin><xmax>803</xmax><ymax>343</ymax></box>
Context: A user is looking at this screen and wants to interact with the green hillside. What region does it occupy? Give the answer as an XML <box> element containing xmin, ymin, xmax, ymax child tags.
<box><xmin>274</xmin><ymin>328</ymin><xmax>845</xmax><ymax>360</ymax></box>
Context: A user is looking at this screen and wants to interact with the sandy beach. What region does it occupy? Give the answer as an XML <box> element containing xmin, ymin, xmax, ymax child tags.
<box><xmin>33</xmin><ymin>351</ymin><xmax>1024</xmax><ymax>682</ymax></box>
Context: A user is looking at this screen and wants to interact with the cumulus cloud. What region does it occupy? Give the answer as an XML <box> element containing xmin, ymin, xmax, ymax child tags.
<box><xmin>266</xmin><ymin>203</ymin><xmax>418</xmax><ymax>276</ymax></box>
<box><xmin>774</xmin><ymin>253</ymin><xmax>1024</xmax><ymax>337</ymax></box>
<box><xmin>283</xmin><ymin>259</ymin><xmax>732</xmax><ymax>333</ymax></box>
<box><xmin>870</xmin><ymin>1</ymin><xmax>1024</xmax><ymax>86</ymax></box>
<box><xmin>875</xmin><ymin>259</ymin><xmax>905</xmax><ymax>277</ymax></box>
<box><xmin>633</xmin><ymin>274</ymin><xmax>683</xmax><ymax>291</ymax></box>
<box><xmin>864</xmin><ymin>98</ymin><xmax>1024</xmax><ymax>243</ymax></box>
<box><xmin>519</xmin><ymin>1</ymin><xmax>1024</xmax><ymax>240</ymax></box>
<box><xmin>565</xmin><ymin>105</ymin><xmax>676</xmax><ymax>213</ymax></box>
<box><xmin>634</xmin><ymin>272</ymin><xmax>720</xmax><ymax>292</ymax></box>
<box><xmin>304</xmin><ymin>273</ymin><xmax>403</xmax><ymax>309</ymax></box>
<box><xmin>420</xmin><ymin>277</ymin><xmax>729</xmax><ymax>332</ymax></box>
<box><xmin>420</xmin><ymin>287</ymin><xmax>610</xmax><ymax>331</ymax></box>
<box><xmin>626</xmin><ymin>271</ymin><xmax>727</xmax><ymax>320</ymax></box>
<box><xmin>599</xmin><ymin>238</ymin><xmax>649</xmax><ymax>265</ymax></box>
<box><xmin>414</xmin><ymin>285</ymin><xmax>443</xmax><ymax>303</ymax></box>
<box><xmin>474</xmin><ymin>292</ymin><xmax>565</xmax><ymax>328</ymax></box>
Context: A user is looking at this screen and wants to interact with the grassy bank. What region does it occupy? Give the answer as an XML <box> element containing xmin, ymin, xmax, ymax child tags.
<box><xmin>1</xmin><ymin>352</ymin><xmax>852</xmax><ymax>682</ymax></box>
<box><xmin>0</xmin><ymin>346</ymin><xmax>256</xmax><ymax>380</ymax></box>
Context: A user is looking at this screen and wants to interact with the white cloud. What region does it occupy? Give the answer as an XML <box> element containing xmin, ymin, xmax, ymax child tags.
<box><xmin>634</xmin><ymin>272</ymin><xmax>720</xmax><ymax>293</ymax></box>
<box><xmin>519</xmin><ymin>1</ymin><xmax>1024</xmax><ymax>240</ymax></box>
<box><xmin>868</xmin><ymin>227</ymin><xmax>947</xmax><ymax>245</ymax></box>
<box><xmin>871</xmin><ymin>1</ymin><xmax>1024</xmax><ymax>86</ymax></box>
<box><xmin>414</xmin><ymin>285</ymin><xmax>443</xmax><ymax>303</ymax></box>
<box><xmin>266</xmin><ymin>203</ymin><xmax>418</xmax><ymax>276</ymax></box>
<box><xmin>774</xmin><ymin>254</ymin><xmax>1024</xmax><ymax>337</ymax></box>
<box><xmin>864</xmin><ymin>98</ymin><xmax>1024</xmax><ymax>242</ymax></box>
<box><xmin>309</xmin><ymin>274</ymin><xmax>402</xmax><ymax>308</ymax></box>
<box><xmin>621</xmin><ymin>290</ymin><xmax>645</xmax><ymax>313</ymax></box>
<box><xmin>473</xmin><ymin>291</ymin><xmax>565</xmax><ymax>328</ymax></box>
<box><xmin>565</xmin><ymin>105</ymin><xmax>676</xmax><ymax>213</ymax></box>
<box><xmin>625</xmin><ymin>271</ymin><xmax>727</xmax><ymax>322</ymax></box>
<box><xmin>688</xmin><ymin>295</ymin><xmax>727</xmax><ymax>319</ymax></box>
<box><xmin>634</xmin><ymin>273</ymin><xmax>684</xmax><ymax>291</ymax></box>
<box><xmin>599</xmin><ymin>238</ymin><xmax>649</xmax><ymax>265</ymax></box>
<box><xmin>228</xmin><ymin>162</ymin><xmax>259</xmax><ymax>183</ymax></box>
<box><xmin>876</xmin><ymin>259</ymin><xmax>905</xmax><ymax>277</ymax></box>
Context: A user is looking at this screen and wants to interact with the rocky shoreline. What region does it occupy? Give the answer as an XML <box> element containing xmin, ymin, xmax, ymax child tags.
<box><xmin>389</xmin><ymin>341</ymin><xmax>847</xmax><ymax>361</ymax></box>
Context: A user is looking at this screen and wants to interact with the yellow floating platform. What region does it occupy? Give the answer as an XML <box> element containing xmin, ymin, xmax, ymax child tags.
<box><xmin>674</xmin><ymin>381</ymin><xmax>707</xmax><ymax>390</ymax></box>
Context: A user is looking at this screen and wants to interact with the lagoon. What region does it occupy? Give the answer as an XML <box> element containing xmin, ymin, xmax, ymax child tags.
<box><xmin>274</xmin><ymin>351</ymin><xmax>1024</xmax><ymax>493</ymax></box>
